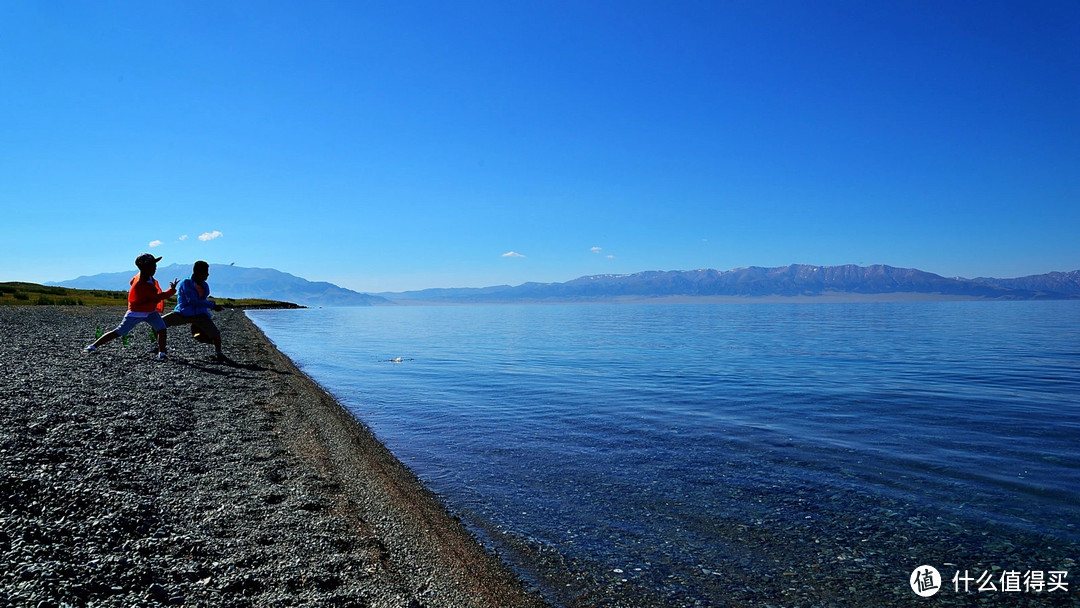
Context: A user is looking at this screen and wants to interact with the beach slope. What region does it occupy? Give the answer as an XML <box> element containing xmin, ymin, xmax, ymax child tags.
<box><xmin>0</xmin><ymin>306</ymin><xmax>547</xmax><ymax>607</ymax></box>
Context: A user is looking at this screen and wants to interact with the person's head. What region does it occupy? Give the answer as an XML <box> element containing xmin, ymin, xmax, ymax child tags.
<box><xmin>192</xmin><ymin>260</ymin><xmax>210</xmax><ymax>282</ymax></box>
<box><xmin>135</xmin><ymin>253</ymin><xmax>161</xmax><ymax>278</ymax></box>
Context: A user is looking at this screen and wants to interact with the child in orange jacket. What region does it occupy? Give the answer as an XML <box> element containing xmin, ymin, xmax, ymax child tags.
<box><xmin>84</xmin><ymin>253</ymin><xmax>179</xmax><ymax>360</ymax></box>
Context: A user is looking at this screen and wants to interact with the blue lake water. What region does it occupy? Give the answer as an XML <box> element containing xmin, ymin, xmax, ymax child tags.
<box><xmin>249</xmin><ymin>302</ymin><xmax>1080</xmax><ymax>606</ymax></box>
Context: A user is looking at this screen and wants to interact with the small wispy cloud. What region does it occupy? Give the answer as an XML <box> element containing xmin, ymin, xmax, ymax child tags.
<box><xmin>179</xmin><ymin>235</ymin><xmax>188</xmax><ymax>241</ymax></box>
<box><xmin>590</xmin><ymin>246</ymin><xmax>603</xmax><ymax>254</ymax></box>
<box><xmin>501</xmin><ymin>251</ymin><xmax>525</xmax><ymax>258</ymax></box>
<box><xmin>607</xmin><ymin>254</ymin><xmax>615</xmax><ymax>259</ymax></box>
<box><xmin>149</xmin><ymin>240</ymin><xmax>163</xmax><ymax>248</ymax></box>
<box><xmin>198</xmin><ymin>230</ymin><xmax>223</xmax><ymax>242</ymax></box>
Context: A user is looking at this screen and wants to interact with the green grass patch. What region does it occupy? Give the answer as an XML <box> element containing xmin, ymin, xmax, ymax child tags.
<box><xmin>215</xmin><ymin>297</ymin><xmax>305</xmax><ymax>309</ymax></box>
<box><xmin>1</xmin><ymin>282</ymin><xmax>127</xmax><ymax>306</ymax></box>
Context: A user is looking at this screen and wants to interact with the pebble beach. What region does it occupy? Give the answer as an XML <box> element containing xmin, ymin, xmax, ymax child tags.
<box><xmin>0</xmin><ymin>306</ymin><xmax>547</xmax><ymax>608</ymax></box>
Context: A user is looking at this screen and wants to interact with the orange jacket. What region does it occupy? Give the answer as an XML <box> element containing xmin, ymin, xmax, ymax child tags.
<box><xmin>128</xmin><ymin>273</ymin><xmax>176</xmax><ymax>313</ymax></box>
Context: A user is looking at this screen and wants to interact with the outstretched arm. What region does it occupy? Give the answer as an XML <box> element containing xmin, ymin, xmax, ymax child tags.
<box><xmin>156</xmin><ymin>280</ymin><xmax>178</xmax><ymax>302</ymax></box>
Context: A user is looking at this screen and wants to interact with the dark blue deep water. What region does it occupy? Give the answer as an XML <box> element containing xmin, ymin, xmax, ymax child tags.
<box><xmin>250</xmin><ymin>302</ymin><xmax>1080</xmax><ymax>606</ymax></box>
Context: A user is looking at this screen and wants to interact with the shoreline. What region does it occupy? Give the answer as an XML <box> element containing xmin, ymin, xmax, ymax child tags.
<box><xmin>381</xmin><ymin>292</ymin><xmax>1074</xmax><ymax>306</ymax></box>
<box><xmin>0</xmin><ymin>306</ymin><xmax>547</xmax><ymax>607</ymax></box>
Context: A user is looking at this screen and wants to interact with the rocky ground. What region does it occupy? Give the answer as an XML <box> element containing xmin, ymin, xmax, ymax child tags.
<box><xmin>0</xmin><ymin>306</ymin><xmax>548</xmax><ymax>608</ymax></box>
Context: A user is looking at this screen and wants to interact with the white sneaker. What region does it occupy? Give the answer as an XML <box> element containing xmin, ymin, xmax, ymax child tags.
<box><xmin>83</xmin><ymin>345</ymin><xmax>98</xmax><ymax>354</ymax></box>
<box><xmin>157</xmin><ymin>352</ymin><xmax>167</xmax><ymax>361</ymax></box>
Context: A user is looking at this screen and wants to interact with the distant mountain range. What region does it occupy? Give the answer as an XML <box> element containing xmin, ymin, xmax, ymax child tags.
<box><xmin>382</xmin><ymin>265</ymin><xmax>1080</xmax><ymax>303</ymax></box>
<box><xmin>50</xmin><ymin>264</ymin><xmax>389</xmax><ymax>307</ymax></box>
<box><xmin>969</xmin><ymin>270</ymin><xmax>1080</xmax><ymax>296</ymax></box>
<box><xmin>51</xmin><ymin>264</ymin><xmax>1080</xmax><ymax>306</ymax></box>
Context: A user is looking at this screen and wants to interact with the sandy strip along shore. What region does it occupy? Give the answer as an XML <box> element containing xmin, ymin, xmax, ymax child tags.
<box><xmin>0</xmin><ymin>306</ymin><xmax>549</xmax><ymax>608</ymax></box>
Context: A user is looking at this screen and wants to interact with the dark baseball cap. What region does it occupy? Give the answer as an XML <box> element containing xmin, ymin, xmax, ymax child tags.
<box><xmin>135</xmin><ymin>253</ymin><xmax>162</xmax><ymax>269</ymax></box>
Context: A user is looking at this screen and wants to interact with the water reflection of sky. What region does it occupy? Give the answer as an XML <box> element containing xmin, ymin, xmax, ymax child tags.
<box><xmin>251</xmin><ymin>302</ymin><xmax>1080</xmax><ymax>606</ymax></box>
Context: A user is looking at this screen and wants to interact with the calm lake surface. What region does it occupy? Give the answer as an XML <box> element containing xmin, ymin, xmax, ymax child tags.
<box><xmin>249</xmin><ymin>302</ymin><xmax>1080</xmax><ymax>606</ymax></box>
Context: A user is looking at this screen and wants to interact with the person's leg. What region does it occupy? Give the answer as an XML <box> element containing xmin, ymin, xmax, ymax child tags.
<box><xmin>89</xmin><ymin>313</ymin><xmax>141</xmax><ymax>349</ymax></box>
<box><xmin>147</xmin><ymin>313</ymin><xmax>168</xmax><ymax>356</ymax></box>
<box><xmin>90</xmin><ymin>330</ymin><xmax>121</xmax><ymax>348</ymax></box>
<box><xmin>157</xmin><ymin>312</ymin><xmax>192</xmax><ymax>354</ymax></box>
<box><xmin>207</xmin><ymin>319</ymin><xmax>223</xmax><ymax>355</ymax></box>
<box><xmin>192</xmin><ymin>314</ymin><xmax>224</xmax><ymax>356</ymax></box>
<box><xmin>161</xmin><ymin>311</ymin><xmax>190</xmax><ymax>328</ymax></box>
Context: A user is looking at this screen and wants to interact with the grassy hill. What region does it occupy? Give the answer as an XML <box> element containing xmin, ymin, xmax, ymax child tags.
<box><xmin>0</xmin><ymin>282</ymin><xmax>302</xmax><ymax>309</ymax></box>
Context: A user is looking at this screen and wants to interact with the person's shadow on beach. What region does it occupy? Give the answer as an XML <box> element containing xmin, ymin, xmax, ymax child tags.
<box><xmin>172</xmin><ymin>355</ymin><xmax>289</xmax><ymax>377</ymax></box>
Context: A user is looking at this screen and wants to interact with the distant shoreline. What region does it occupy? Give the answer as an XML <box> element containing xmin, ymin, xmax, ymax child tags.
<box><xmin>383</xmin><ymin>292</ymin><xmax>1075</xmax><ymax>306</ymax></box>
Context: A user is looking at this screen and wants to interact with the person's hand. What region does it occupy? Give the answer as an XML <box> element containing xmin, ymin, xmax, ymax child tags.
<box><xmin>170</xmin><ymin>278</ymin><xmax>180</xmax><ymax>290</ymax></box>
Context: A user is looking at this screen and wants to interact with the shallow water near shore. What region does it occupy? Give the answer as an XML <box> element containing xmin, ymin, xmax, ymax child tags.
<box><xmin>250</xmin><ymin>302</ymin><xmax>1080</xmax><ymax>606</ymax></box>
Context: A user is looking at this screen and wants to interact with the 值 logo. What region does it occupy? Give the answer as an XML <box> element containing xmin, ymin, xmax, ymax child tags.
<box><xmin>911</xmin><ymin>565</ymin><xmax>942</xmax><ymax>597</ymax></box>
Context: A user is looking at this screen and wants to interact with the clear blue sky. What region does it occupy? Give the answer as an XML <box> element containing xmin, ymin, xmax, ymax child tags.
<box><xmin>2</xmin><ymin>1</ymin><xmax>1077</xmax><ymax>292</ymax></box>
